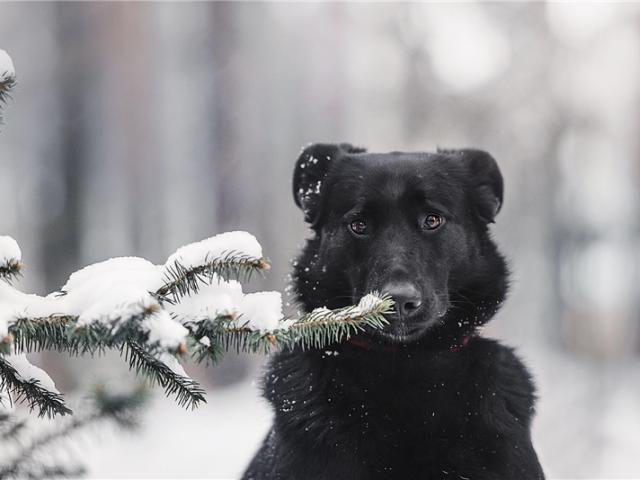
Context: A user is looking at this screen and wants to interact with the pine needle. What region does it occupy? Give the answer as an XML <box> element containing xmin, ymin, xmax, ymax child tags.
<box><xmin>0</xmin><ymin>74</ymin><xmax>15</xmax><ymax>125</ymax></box>
<box><xmin>157</xmin><ymin>251</ymin><xmax>269</xmax><ymax>303</ymax></box>
<box><xmin>122</xmin><ymin>342</ymin><xmax>206</xmax><ymax>410</ymax></box>
<box><xmin>10</xmin><ymin>316</ymin><xmax>76</xmax><ymax>354</ymax></box>
<box><xmin>0</xmin><ymin>260</ymin><xmax>22</xmax><ymax>284</ymax></box>
<box><xmin>0</xmin><ymin>356</ymin><xmax>71</xmax><ymax>418</ymax></box>
<box><xmin>185</xmin><ymin>293</ymin><xmax>394</xmax><ymax>357</ymax></box>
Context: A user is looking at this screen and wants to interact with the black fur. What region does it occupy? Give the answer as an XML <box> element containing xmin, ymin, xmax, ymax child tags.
<box><xmin>243</xmin><ymin>145</ymin><xmax>544</xmax><ymax>480</ymax></box>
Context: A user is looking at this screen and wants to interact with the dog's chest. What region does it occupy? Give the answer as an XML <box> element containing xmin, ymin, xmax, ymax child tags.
<box><xmin>325</xmin><ymin>369</ymin><xmax>466</xmax><ymax>442</ymax></box>
<box><xmin>269</xmin><ymin>352</ymin><xmax>471</xmax><ymax>468</ymax></box>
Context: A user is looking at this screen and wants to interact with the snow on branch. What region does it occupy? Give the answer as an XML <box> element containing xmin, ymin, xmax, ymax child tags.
<box><xmin>0</xmin><ymin>49</ymin><xmax>16</xmax><ymax>122</ymax></box>
<box><xmin>187</xmin><ymin>293</ymin><xmax>393</xmax><ymax>363</ymax></box>
<box><xmin>159</xmin><ymin>231</ymin><xmax>270</xmax><ymax>302</ymax></box>
<box><xmin>123</xmin><ymin>343</ymin><xmax>205</xmax><ymax>410</ymax></box>
<box><xmin>0</xmin><ymin>355</ymin><xmax>70</xmax><ymax>418</ymax></box>
<box><xmin>0</xmin><ymin>232</ymin><xmax>393</xmax><ymax>415</ymax></box>
<box><xmin>0</xmin><ymin>50</ymin><xmax>15</xmax><ymax>89</ymax></box>
<box><xmin>0</xmin><ymin>237</ymin><xmax>21</xmax><ymax>284</ymax></box>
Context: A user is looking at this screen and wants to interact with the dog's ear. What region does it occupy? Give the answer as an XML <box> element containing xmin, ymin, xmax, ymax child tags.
<box><xmin>293</xmin><ymin>143</ymin><xmax>366</xmax><ymax>225</ymax></box>
<box><xmin>441</xmin><ymin>148</ymin><xmax>504</xmax><ymax>223</ymax></box>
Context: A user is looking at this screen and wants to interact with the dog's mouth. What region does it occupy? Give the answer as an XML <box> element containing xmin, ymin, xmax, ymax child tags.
<box><xmin>351</xmin><ymin>287</ymin><xmax>450</xmax><ymax>345</ymax></box>
<box><xmin>374</xmin><ymin>327</ymin><xmax>427</xmax><ymax>344</ymax></box>
<box><xmin>368</xmin><ymin>314</ymin><xmax>442</xmax><ymax>344</ymax></box>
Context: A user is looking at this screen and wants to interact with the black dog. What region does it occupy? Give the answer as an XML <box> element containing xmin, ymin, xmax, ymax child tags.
<box><xmin>243</xmin><ymin>144</ymin><xmax>544</xmax><ymax>480</ymax></box>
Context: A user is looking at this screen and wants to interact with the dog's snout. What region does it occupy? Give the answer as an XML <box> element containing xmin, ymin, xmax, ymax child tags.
<box><xmin>382</xmin><ymin>282</ymin><xmax>422</xmax><ymax>316</ymax></box>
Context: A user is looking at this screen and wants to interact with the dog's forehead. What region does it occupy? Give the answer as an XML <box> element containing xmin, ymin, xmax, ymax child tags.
<box><xmin>328</xmin><ymin>152</ymin><xmax>462</xmax><ymax>204</ymax></box>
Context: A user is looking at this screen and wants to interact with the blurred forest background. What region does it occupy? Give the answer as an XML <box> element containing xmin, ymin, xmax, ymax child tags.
<box><xmin>1</xmin><ymin>2</ymin><xmax>639</xmax><ymax>478</ymax></box>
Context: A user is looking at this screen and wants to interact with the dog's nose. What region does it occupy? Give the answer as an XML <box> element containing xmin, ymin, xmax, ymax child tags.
<box><xmin>382</xmin><ymin>282</ymin><xmax>423</xmax><ymax>316</ymax></box>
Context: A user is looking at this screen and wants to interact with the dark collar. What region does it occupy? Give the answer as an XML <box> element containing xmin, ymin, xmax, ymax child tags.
<box><xmin>348</xmin><ymin>334</ymin><xmax>472</xmax><ymax>352</ymax></box>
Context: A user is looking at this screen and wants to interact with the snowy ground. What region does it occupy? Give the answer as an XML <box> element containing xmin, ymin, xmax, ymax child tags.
<box><xmin>531</xmin><ymin>348</ymin><xmax>640</xmax><ymax>479</ymax></box>
<box><xmin>83</xmin><ymin>379</ymin><xmax>272</xmax><ymax>479</ymax></box>
<box><xmin>82</xmin><ymin>347</ymin><xmax>640</xmax><ymax>479</ymax></box>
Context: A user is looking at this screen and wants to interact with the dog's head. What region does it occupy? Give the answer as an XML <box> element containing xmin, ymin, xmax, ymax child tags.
<box><xmin>292</xmin><ymin>143</ymin><xmax>508</xmax><ymax>345</ymax></box>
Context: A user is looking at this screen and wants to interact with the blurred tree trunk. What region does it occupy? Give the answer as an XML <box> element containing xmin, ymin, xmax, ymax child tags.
<box><xmin>43</xmin><ymin>5</ymin><xmax>90</xmax><ymax>291</ymax></box>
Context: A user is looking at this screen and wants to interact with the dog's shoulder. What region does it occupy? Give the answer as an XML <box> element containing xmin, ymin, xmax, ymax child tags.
<box><xmin>465</xmin><ymin>337</ymin><xmax>538</xmax><ymax>429</ymax></box>
<box><xmin>259</xmin><ymin>350</ymin><xmax>329</xmax><ymax>432</ymax></box>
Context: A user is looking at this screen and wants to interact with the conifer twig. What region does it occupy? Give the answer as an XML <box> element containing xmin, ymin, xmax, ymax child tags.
<box><xmin>122</xmin><ymin>342</ymin><xmax>205</xmax><ymax>409</ymax></box>
<box><xmin>0</xmin><ymin>50</ymin><xmax>15</xmax><ymax>124</ymax></box>
<box><xmin>9</xmin><ymin>316</ymin><xmax>76</xmax><ymax>355</ymax></box>
<box><xmin>9</xmin><ymin>305</ymin><xmax>162</xmax><ymax>357</ymax></box>
<box><xmin>0</xmin><ymin>357</ymin><xmax>71</xmax><ymax>418</ymax></box>
<box><xmin>157</xmin><ymin>251</ymin><xmax>270</xmax><ymax>303</ymax></box>
<box><xmin>186</xmin><ymin>293</ymin><xmax>394</xmax><ymax>359</ymax></box>
<box><xmin>0</xmin><ymin>261</ymin><xmax>21</xmax><ymax>284</ymax></box>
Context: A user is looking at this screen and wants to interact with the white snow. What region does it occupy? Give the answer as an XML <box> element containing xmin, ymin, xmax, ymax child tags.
<box><xmin>355</xmin><ymin>293</ymin><xmax>384</xmax><ymax>312</ymax></box>
<box><xmin>238</xmin><ymin>291</ymin><xmax>283</xmax><ymax>331</ymax></box>
<box><xmin>0</xmin><ymin>235</ymin><xmax>21</xmax><ymax>266</ymax></box>
<box><xmin>76</xmin><ymin>285</ymin><xmax>157</xmax><ymax>328</ymax></box>
<box><xmin>166</xmin><ymin>274</ymin><xmax>288</xmax><ymax>333</ymax></box>
<box><xmin>307</xmin><ymin>293</ymin><xmax>385</xmax><ymax>322</ymax></box>
<box><xmin>0</xmin><ymin>255</ymin><xmax>185</xmax><ymax>349</ymax></box>
<box><xmin>156</xmin><ymin>352</ymin><xmax>187</xmax><ymax>377</ymax></box>
<box><xmin>55</xmin><ymin>257</ymin><xmax>175</xmax><ymax>341</ymax></box>
<box><xmin>167</xmin><ymin>274</ymin><xmax>243</xmax><ymax>322</ymax></box>
<box><xmin>0</xmin><ymin>282</ymin><xmax>54</xmax><ymax>315</ymax></box>
<box><xmin>164</xmin><ymin>231</ymin><xmax>263</xmax><ymax>271</ymax></box>
<box><xmin>82</xmin><ymin>381</ymin><xmax>272</xmax><ymax>479</ymax></box>
<box><xmin>4</xmin><ymin>353</ymin><xmax>58</xmax><ymax>393</ymax></box>
<box><xmin>0</xmin><ymin>282</ymin><xmax>59</xmax><ymax>339</ymax></box>
<box><xmin>143</xmin><ymin>310</ymin><xmax>188</xmax><ymax>349</ymax></box>
<box><xmin>61</xmin><ymin>256</ymin><xmax>164</xmax><ymax>294</ymax></box>
<box><xmin>53</xmin><ymin>257</ymin><xmax>191</xmax><ymax>348</ymax></box>
<box><xmin>0</xmin><ymin>50</ymin><xmax>15</xmax><ymax>82</ymax></box>
<box><xmin>59</xmin><ymin>258</ymin><xmax>162</xmax><ymax>326</ymax></box>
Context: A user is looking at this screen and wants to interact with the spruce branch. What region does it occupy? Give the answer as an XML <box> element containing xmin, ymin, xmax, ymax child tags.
<box><xmin>0</xmin><ymin>357</ymin><xmax>71</xmax><ymax>418</ymax></box>
<box><xmin>0</xmin><ymin>50</ymin><xmax>15</xmax><ymax>125</ymax></box>
<box><xmin>157</xmin><ymin>251</ymin><xmax>270</xmax><ymax>303</ymax></box>
<box><xmin>0</xmin><ymin>236</ymin><xmax>22</xmax><ymax>284</ymax></box>
<box><xmin>0</xmin><ymin>74</ymin><xmax>14</xmax><ymax>106</ymax></box>
<box><xmin>122</xmin><ymin>342</ymin><xmax>205</xmax><ymax>409</ymax></box>
<box><xmin>0</xmin><ymin>76</ymin><xmax>14</xmax><ymax>122</ymax></box>
<box><xmin>279</xmin><ymin>295</ymin><xmax>393</xmax><ymax>350</ymax></box>
<box><xmin>4</xmin><ymin>288</ymin><xmax>391</xmax><ymax>413</ymax></box>
<box><xmin>185</xmin><ymin>315</ymin><xmax>233</xmax><ymax>365</ymax></box>
<box><xmin>0</xmin><ymin>261</ymin><xmax>21</xmax><ymax>284</ymax></box>
<box><xmin>7</xmin><ymin>309</ymin><xmax>195</xmax><ymax>412</ymax></box>
<box><xmin>0</xmin><ymin>232</ymin><xmax>392</xmax><ymax>416</ymax></box>
<box><xmin>185</xmin><ymin>293</ymin><xmax>394</xmax><ymax>358</ymax></box>
<box><xmin>9</xmin><ymin>305</ymin><xmax>165</xmax><ymax>357</ymax></box>
<box><xmin>72</xmin><ymin>306</ymin><xmax>159</xmax><ymax>354</ymax></box>
<box><xmin>9</xmin><ymin>316</ymin><xmax>75</xmax><ymax>355</ymax></box>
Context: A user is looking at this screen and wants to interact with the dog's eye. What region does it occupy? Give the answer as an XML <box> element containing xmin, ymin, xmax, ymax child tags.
<box><xmin>423</xmin><ymin>214</ymin><xmax>444</xmax><ymax>230</ymax></box>
<box><xmin>349</xmin><ymin>219</ymin><xmax>368</xmax><ymax>236</ymax></box>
